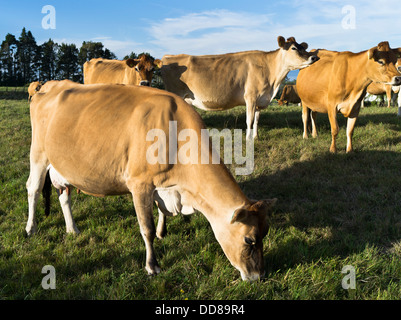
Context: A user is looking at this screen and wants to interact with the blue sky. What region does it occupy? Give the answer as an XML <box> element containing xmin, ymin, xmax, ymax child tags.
<box><xmin>1</xmin><ymin>0</ymin><xmax>401</xmax><ymax>63</ymax></box>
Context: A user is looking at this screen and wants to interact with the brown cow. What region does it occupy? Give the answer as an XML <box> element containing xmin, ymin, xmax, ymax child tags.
<box><xmin>161</xmin><ymin>36</ymin><xmax>318</xmax><ymax>140</ymax></box>
<box><xmin>83</xmin><ymin>54</ymin><xmax>162</xmax><ymax>86</ymax></box>
<box><xmin>26</xmin><ymin>80</ymin><xmax>277</xmax><ymax>281</ymax></box>
<box><xmin>278</xmin><ymin>84</ymin><xmax>301</xmax><ymax>106</ymax></box>
<box><xmin>297</xmin><ymin>42</ymin><xmax>401</xmax><ymax>153</ymax></box>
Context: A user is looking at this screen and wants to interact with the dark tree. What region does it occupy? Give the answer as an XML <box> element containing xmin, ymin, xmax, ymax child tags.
<box><xmin>17</xmin><ymin>28</ymin><xmax>38</xmax><ymax>84</ymax></box>
<box><xmin>57</xmin><ymin>43</ymin><xmax>80</xmax><ymax>81</ymax></box>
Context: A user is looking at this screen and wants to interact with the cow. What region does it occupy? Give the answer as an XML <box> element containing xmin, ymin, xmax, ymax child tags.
<box><xmin>363</xmin><ymin>82</ymin><xmax>396</xmax><ymax>108</ymax></box>
<box><xmin>297</xmin><ymin>42</ymin><xmax>401</xmax><ymax>153</ymax></box>
<box><xmin>26</xmin><ymin>80</ymin><xmax>277</xmax><ymax>281</ymax></box>
<box><xmin>27</xmin><ymin>81</ymin><xmax>43</xmax><ymax>101</ymax></box>
<box><xmin>161</xmin><ymin>36</ymin><xmax>318</xmax><ymax>140</ymax></box>
<box><xmin>277</xmin><ymin>84</ymin><xmax>301</xmax><ymax>106</ymax></box>
<box><xmin>83</xmin><ymin>54</ymin><xmax>162</xmax><ymax>86</ymax></box>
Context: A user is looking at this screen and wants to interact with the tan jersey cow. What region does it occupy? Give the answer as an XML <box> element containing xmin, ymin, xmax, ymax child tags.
<box><xmin>277</xmin><ymin>84</ymin><xmax>301</xmax><ymax>106</ymax></box>
<box><xmin>297</xmin><ymin>42</ymin><xmax>401</xmax><ymax>153</ymax></box>
<box><xmin>161</xmin><ymin>36</ymin><xmax>318</xmax><ymax>140</ymax></box>
<box><xmin>83</xmin><ymin>55</ymin><xmax>162</xmax><ymax>86</ymax></box>
<box><xmin>26</xmin><ymin>80</ymin><xmax>277</xmax><ymax>281</ymax></box>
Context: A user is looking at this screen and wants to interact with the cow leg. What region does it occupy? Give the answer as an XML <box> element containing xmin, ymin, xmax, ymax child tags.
<box><xmin>26</xmin><ymin>161</ymin><xmax>48</xmax><ymax>235</ymax></box>
<box><xmin>386</xmin><ymin>85</ymin><xmax>392</xmax><ymax>108</ymax></box>
<box><xmin>302</xmin><ymin>104</ymin><xmax>310</xmax><ymax>139</ymax></box>
<box><xmin>245</xmin><ymin>97</ymin><xmax>256</xmax><ymax>140</ymax></box>
<box><xmin>398</xmin><ymin>94</ymin><xmax>401</xmax><ymax>116</ymax></box>
<box><xmin>252</xmin><ymin>110</ymin><xmax>261</xmax><ymax>139</ymax></box>
<box><xmin>346</xmin><ymin>117</ymin><xmax>358</xmax><ymax>153</ymax></box>
<box><xmin>327</xmin><ymin>110</ymin><xmax>339</xmax><ymax>153</ymax></box>
<box><xmin>310</xmin><ymin>110</ymin><xmax>318</xmax><ymax>138</ymax></box>
<box><xmin>131</xmin><ymin>187</ymin><xmax>161</xmax><ymax>275</ymax></box>
<box><xmin>156</xmin><ymin>209</ymin><xmax>167</xmax><ymax>239</ymax></box>
<box><xmin>56</xmin><ymin>189</ymin><xmax>80</xmax><ymax>234</ymax></box>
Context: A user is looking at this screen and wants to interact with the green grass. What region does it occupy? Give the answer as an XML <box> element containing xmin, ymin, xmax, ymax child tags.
<box><xmin>2</xmin><ymin>98</ymin><xmax>401</xmax><ymax>300</ymax></box>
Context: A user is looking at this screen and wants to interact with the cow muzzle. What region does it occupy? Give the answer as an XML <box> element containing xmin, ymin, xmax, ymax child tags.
<box><xmin>240</xmin><ymin>270</ymin><xmax>265</xmax><ymax>282</ymax></box>
<box><xmin>139</xmin><ymin>80</ymin><xmax>150</xmax><ymax>86</ymax></box>
<box><xmin>391</xmin><ymin>76</ymin><xmax>401</xmax><ymax>86</ymax></box>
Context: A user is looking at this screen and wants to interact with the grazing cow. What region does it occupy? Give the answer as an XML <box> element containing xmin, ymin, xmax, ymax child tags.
<box><xmin>277</xmin><ymin>84</ymin><xmax>301</xmax><ymax>106</ymax></box>
<box><xmin>83</xmin><ymin>54</ymin><xmax>162</xmax><ymax>86</ymax></box>
<box><xmin>161</xmin><ymin>36</ymin><xmax>318</xmax><ymax>140</ymax></box>
<box><xmin>297</xmin><ymin>42</ymin><xmax>401</xmax><ymax>153</ymax></box>
<box><xmin>27</xmin><ymin>81</ymin><xmax>43</xmax><ymax>101</ymax></box>
<box><xmin>26</xmin><ymin>80</ymin><xmax>277</xmax><ymax>281</ymax></box>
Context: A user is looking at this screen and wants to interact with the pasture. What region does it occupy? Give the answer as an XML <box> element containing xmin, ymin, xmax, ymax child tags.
<box><xmin>1</xmin><ymin>96</ymin><xmax>401</xmax><ymax>300</ymax></box>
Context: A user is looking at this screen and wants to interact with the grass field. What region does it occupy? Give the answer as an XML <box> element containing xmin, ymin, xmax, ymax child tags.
<box><xmin>1</xmin><ymin>96</ymin><xmax>401</xmax><ymax>300</ymax></box>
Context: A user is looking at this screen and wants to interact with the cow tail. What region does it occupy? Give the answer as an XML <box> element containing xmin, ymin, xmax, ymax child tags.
<box><xmin>43</xmin><ymin>170</ymin><xmax>52</xmax><ymax>216</ymax></box>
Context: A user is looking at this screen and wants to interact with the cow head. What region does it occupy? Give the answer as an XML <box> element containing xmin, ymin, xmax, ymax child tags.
<box><xmin>216</xmin><ymin>198</ymin><xmax>277</xmax><ymax>281</ymax></box>
<box><xmin>278</xmin><ymin>36</ymin><xmax>318</xmax><ymax>70</ymax></box>
<box><xmin>366</xmin><ymin>42</ymin><xmax>401</xmax><ymax>86</ymax></box>
<box><xmin>126</xmin><ymin>54</ymin><xmax>163</xmax><ymax>86</ymax></box>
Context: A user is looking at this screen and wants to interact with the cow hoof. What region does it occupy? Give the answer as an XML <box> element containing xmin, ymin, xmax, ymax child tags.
<box><xmin>156</xmin><ymin>229</ymin><xmax>167</xmax><ymax>239</ymax></box>
<box><xmin>25</xmin><ymin>224</ymin><xmax>37</xmax><ymax>236</ymax></box>
<box><xmin>146</xmin><ymin>265</ymin><xmax>161</xmax><ymax>276</ymax></box>
<box><xmin>66</xmin><ymin>227</ymin><xmax>80</xmax><ymax>235</ymax></box>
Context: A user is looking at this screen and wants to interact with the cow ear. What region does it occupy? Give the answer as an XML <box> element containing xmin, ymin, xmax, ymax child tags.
<box><xmin>368</xmin><ymin>47</ymin><xmax>377</xmax><ymax>60</ymax></box>
<box><xmin>277</xmin><ymin>36</ymin><xmax>286</xmax><ymax>48</ymax></box>
<box><xmin>126</xmin><ymin>58</ymin><xmax>140</xmax><ymax>68</ymax></box>
<box><xmin>154</xmin><ymin>59</ymin><xmax>163</xmax><ymax>69</ymax></box>
<box><xmin>300</xmin><ymin>42</ymin><xmax>308</xmax><ymax>50</ymax></box>
<box><xmin>262</xmin><ymin>198</ymin><xmax>277</xmax><ymax>210</ymax></box>
<box><xmin>250</xmin><ymin>198</ymin><xmax>277</xmax><ymax>213</ymax></box>
<box><xmin>231</xmin><ymin>208</ymin><xmax>249</xmax><ymax>224</ymax></box>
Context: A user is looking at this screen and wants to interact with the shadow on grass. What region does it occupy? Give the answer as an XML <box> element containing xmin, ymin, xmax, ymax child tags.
<box><xmin>239</xmin><ymin>150</ymin><xmax>401</xmax><ymax>273</ymax></box>
<box><xmin>199</xmin><ymin>105</ymin><xmax>401</xmax><ymax>136</ymax></box>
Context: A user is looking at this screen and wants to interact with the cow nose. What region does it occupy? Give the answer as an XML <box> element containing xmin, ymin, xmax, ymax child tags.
<box><xmin>139</xmin><ymin>80</ymin><xmax>150</xmax><ymax>86</ymax></box>
<box><xmin>393</xmin><ymin>76</ymin><xmax>401</xmax><ymax>86</ymax></box>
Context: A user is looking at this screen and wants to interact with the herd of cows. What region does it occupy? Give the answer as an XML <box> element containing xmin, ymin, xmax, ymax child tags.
<box><xmin>24</xmin><ymin>36</ymin><xmax>401</xmax><ymax>281</ymax></box>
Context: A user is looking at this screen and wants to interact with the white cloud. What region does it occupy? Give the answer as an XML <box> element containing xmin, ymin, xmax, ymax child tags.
<box><xmin>148</xmin><ymin>9</ymin><xmax>276</xmax><ymax>56</ymax></box>
<box><xmin>91</xmin><ymin>37</ymin><xmax>142</xmax><ymax>58</ymax></box>
<box><xmin>146</xmin><ymin>3</ymin><xmax>401</xmax><ymax>59</ymax></box>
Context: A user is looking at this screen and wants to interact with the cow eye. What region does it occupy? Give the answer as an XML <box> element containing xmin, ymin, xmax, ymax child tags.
<box><xmin>135</xmin><ymin>67</ymin><xmax>140</xmax><ymax>72</ymax></box>
<box><xmin>244</xmin><ymin>237</ymin><xmax>256</xmax><ymax>246</ymax></box>
<box><xmin>377</xmin><ymin>60</ymin><xmax>385</xmax><ymax>65</ymax></box>
<box><xmin>292</xmin><ymin>47</ymin><xmax>298</xmax><ymax>51</ymax></box>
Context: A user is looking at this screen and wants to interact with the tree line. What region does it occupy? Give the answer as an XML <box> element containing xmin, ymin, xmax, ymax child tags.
<box><xmin>0</xmin><ymin>27</ymin><xmax>151</xmax><ymax>86</ymax></box>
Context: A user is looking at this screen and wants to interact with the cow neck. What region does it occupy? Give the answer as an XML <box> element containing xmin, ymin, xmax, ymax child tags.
<box><xmin>188</xmin><ymin>163</ymin><xmax>249</xmax><ymax>224</ymax></box>
<box><xmin>344</xmin><ymin>51</ymin><xmax>373</xmax><ymax>93</ymax></box>
<box><xmin>269</xmin><ymin>49</ymin><xmax>292</xmax><ymax>94</ymax></box>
